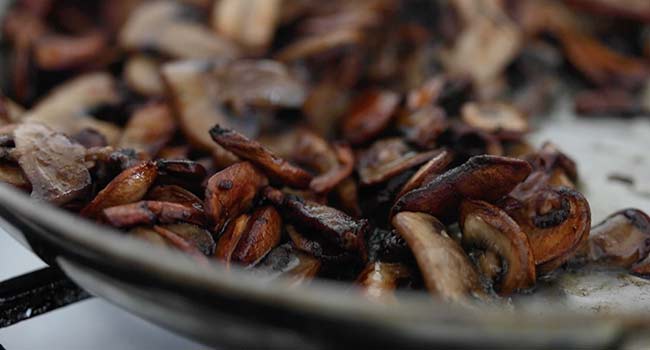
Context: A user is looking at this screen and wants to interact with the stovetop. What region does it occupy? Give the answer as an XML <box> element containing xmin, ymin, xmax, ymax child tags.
<box><xmin>0</xmin><ymin>229</ymin><xmax>208</xmax><ymax>350</ymax></box>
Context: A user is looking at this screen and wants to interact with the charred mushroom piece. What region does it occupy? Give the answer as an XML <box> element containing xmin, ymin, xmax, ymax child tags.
<box><xmin>119</xmin><ymin>102</ymin><xmax>176</xmax><ymax>159</ymax></box>
<box><xmin>254</xmin><ymin>243</ymin><xmax>321</xmax><ymax>285</ymax></box>
<box><xmin>460</xmin><ymin>200</ymin><xmax>536</xmax><ymax>294</ymax></box>
<box><xmin>309</xmin><ymin>143</ymin><xmax>355</xmax><ymax>194</ymax></box>
<box><xmin>209</xmin><ymin>126</ymin><xmax>313</xmax><ymax>188</ymax></box>
<box><xmin>286</xmin><ymin>225</ymin><xmax>357</xmax><ymax>264</ymax></box>
<box><xmin>392</xmin><ymin>212</ymin><xmax>484</xmax><ymax>302</ymax></box>
<box><xmin>14</xmin><ymin>123</ymin><xmax>91</xmax><ymax>205</ymax></box>
<box><xmin>461</xmin><ymin>102</ymin><xmax>528</xmax><ymax>135</ymax></box>
<box><xmin>502</xmin><ymin>187</ymin><xmax>591</xmax><ymax>275</ymax></box>
<box><xmin>396</xmin><ymin>106</ymin><xmax>448</xmax><ymax>149</ymax></box>
<box><xmin>103</xmin><ymin>201</ymin><xmax>206</xmax><ymax>228</ymax></box>
<box><xmin>204</xmin><ymin>161</ymin><xmax>268</xmax><ymax>232</ymax></box>
<box><xmin>34</xmin><ymin>31</ymin><xmax>108</xmax><ymax>70</ymax></box>
<box><xmin>392</xmin><ymin>155</ymin><xmax>532</xmax><ymax>222</ymax></box>
<box><xmin>230</xmin><ymin>206</ymin><xmax>283</xmax><ymax>267</ymax></box>
<box><xmin>120</xmin><ymin>1</ymin><xmax>239</xmax><ymax>59</ymax></box>
<box><xmin>156</xmin><ymin>159</ymin><xmax>207</xmax><ymax>191</ymax></box>
<box><xmin>357</xmin><ymin>138</ymin><xmax>442</xmax><ymax>187</ymax></box>
<box><xmin>23</xmin><ymin>73</ymin><xmax>122</xmax><ymax>145</ymax></box>
<box><xmin>357</xmin><ymin>262</ymin><xmax>411</xmax><ymax>301</ymax></box>
<box><xmin>396</xmin><ymin>149</ymin><xmax>453</xmax><ymax>200</ymax></box>
<box><xmin>580</xmin><ymin>209</ymin><xmax>650</xmax><ymax>268</ymax></box>
<box><xmin>341</xmin><ymin>90</ymin><xmax>400</xmax><ymax>145</ymax></box>
<box><xmin>81</xmin><ymin>161</ymin><xmax>158</xmax><ymax>218</ymax></box>
<box><xmin>212</xmin><ymin>0</ymin><xmax>281</xmax><ymax>51</ymax></box>
<box><xmin>123</xmin><ymin>55</ymin><xmax>165</xmax><ymax>97</ymax></box>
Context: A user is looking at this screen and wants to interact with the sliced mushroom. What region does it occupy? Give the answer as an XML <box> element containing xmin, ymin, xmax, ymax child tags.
<box><xmin>461</xmin><ymin>102</ymin><xmax>528</xmax><ymax>134</ymax></box>
<box><xmin>286</xmin><ymin>225</ymin><xmax>356</xmax><ymax>264</ymax></box>
<box><xmin>160</xmin><ymin>223</ymin><xmax>216</xmax><ymax>256</ymax></box>
<box><xmin>460</xmin><ymin>200</ymin><xmax>536</xmax><ymax>294</ymax></box>
<box><xmin>406</xmin><ymin>76</ymin><xmax>445</xmax><ymax>111</ymax></box>
<box><xmin>357</xmin><ymin>138</ymin><xmax>441</xmax><ymax>187</ymax></box>
<box><xmin>392</xmin><ymin>211</ymin><xmax>484</xmax><ymax>302</ymax></box>
<box><xmin>564</xmin><ymin>0</ymin><xmax>650</xmax><ymax>23</ymax></box>
<box><xmin>580</xmin><ymin>209</ymin><xmax>650</xmax><ymax>268</ymax></box>
<box><xmin>120</xmin><ymin>1</ymin><xmax>239</xmax><ymax>59</ymax></box>
<box><xmin>0</xmin><ymin>96</ymin><xmax>25</xmax><ymax>125</ymax></box>
<box><xmin>230</xmin><ymin>206</ymin><xmax>283</xmax><ymax>267</ymax></box>
<box><xmin>146</xmin><ymin>185</ymin><xmax>204</xmax><ymax>209</ymax></box>
<box><xmin>0</xmin><ymin>163</ymin><xmax>31</xmax><ymax>191</ymax></box>
<box><xmin>204</xmin><ymin>161</ymin><xmax>269</xmax><ymax>232</ymax></box>
<box><xmin>254</xmin><ymin>243</ymin><xmax>322</xmax><ymax>285</ymax></box>
<box><xmin>102</xmin><ymin>201</ymin><xmax>206</xmax><ymax>228</ymax></box>
<box><xmin>14</xmin><ymin>123</ymin><xmax>91</xmax><ymax>205</ymax></box>
<box><xmin>357</xmin><ymin>262</ymin><xmax>411</xmax><ymax>301</ymax></box>
<box><xmin>215</xmin><ymin>213</ymin><xmax>250</xmax><ymax>266</ymax></box>
<box><xmin>119</xmin><ymin>102</ymin><xmax>177</xmax><ymax>159</ymax></box>
<box><xmin>155</xmin><ymin>159</ymin><xmax>207</xmax><ymax>191</ymax></box>
<box><xmin>212</xmin><ymin>0</ymin><xmax>281</xmax><ymax>50</ymax></box>
<box><xmin>151</xmin><ymin>225</ymin><xmax>206</xmax><ymax>257</ymax></box>
<box><xmin>396</xmin><ymin>149</ymin><xmax>454</xmax><ymax>200</ymax></box>
<box><xmin>275</xmin><ymin>29</ymin><xmax>362</xmax><ymax>62</ymax></box>
<box><xmin>574</xmin><ymin>88</ymin><xmax>643</xmax><ymax>116</ymax></box>
<box><xmin>123</xmin><ymin>55</ymin><xmax>165</xmax><ymax>97</ymax></box>
<box><xmin>366</xmin><ymin>228</ymin><xmax>412</xmax><ymax>263</ymax></box>
<box><xmin>209</xmin><ymin>125</ymin><xmax>313</xmax><ymax>188</ymax></box>
<box><xmin>81</xmin><ymin>161</ymin><xmax>158</xmax><ymax>218</ymax></box>
<box><xmin>341</xmin><ymin>90</ymin><xmax>400</xmax><ymax>145</ymax></box>
<box><xmin>396</xmin><ymin>106</ymin><xmax>448</xmax><ymax>149</ymax></box>
<box><xmin>23</xmin><ymin>73</ymin><xmax>122</xmax><ymax>145</ymax></box>
<box><xmin>501</xmin><ymin>187</ymin><xmax>591</xmax><ymax>275</ymax></box>
<box><xmin>34</xmin><ymin>31</ymin><xmax>108</xmax><ymax>70</ymax></box>
<box><xmin>309</xmin><ymin>143</ymin><xmax>354</xmax><ymax>194</ymax></box>
<box><xmin>392</xmin><ymin>155</ymin><xmax>532</xmax><ymax>222</ymax></box>
<box><xmin>632</xmin><ymin>254</ymin><xmax>650</xmax><ymax>276</ymax></box>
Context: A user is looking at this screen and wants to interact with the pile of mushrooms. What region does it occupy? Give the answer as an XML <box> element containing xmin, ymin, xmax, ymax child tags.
<box><xmin>1</xmin><ymin>0</ymin><xmax>649</xmax><ymax>304</ymax></box>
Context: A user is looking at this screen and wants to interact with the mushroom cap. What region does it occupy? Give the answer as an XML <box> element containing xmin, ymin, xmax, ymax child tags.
<box><xmin>392</xmin><ymin>155</ymin><xmax>532</xmax><ymax>222</ymax></box>
<box><xmin>460</xmin><ymin>200</ymin><xmax>536</xmax><ymax>295</ymax></box>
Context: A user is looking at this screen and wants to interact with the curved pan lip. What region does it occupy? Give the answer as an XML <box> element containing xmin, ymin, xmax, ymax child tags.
<box><xmin>0</xmin><ymin>183</ymin><xmax>642</xmax><ymax>345</ymax></box>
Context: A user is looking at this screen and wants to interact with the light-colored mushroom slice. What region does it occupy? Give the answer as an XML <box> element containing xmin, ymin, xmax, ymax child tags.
<box><xmin>161</xmin><ymin>60</ymin><xmax>257</xmax><ymax>161</ymax></box>
<box><xmin>392</xmin><ymin>155</ymin><xmax>532</xmax><ymax>222</ymax></box>
<box><xmin>579</xmin><ymin>209</ymin><xmax>650</xmax><ymax>268</ymax></box>
<box><xmin>204</xmin><ymin>161</ymin><xmax>269</xmax><ymax>232</ymax></box>
<box><xmin>254</xmin><ymin>243</ymin><xmax>321</xmax><ymax>286</ymax></box>
<box><xmin>119</xmin><ymin>102</ymin><xmax>176</xmax><ymax>159</ymax></box>
<box><xmin>34</xmin><ymin>31</ymin><xmax>108</xmax><ymax>70</ymax></box>
<box><xmin>460</xmin><ymin>200</ymin><xmax>536</xmax><ymax>295</ymax></box>
<box><xmin>356</xmin><ymin>262</ymin><xmax>411</xmax><ymax>302</ymax></box>
<box><xmin>81</xmin><ymin>161</ymin><xmax>158</xmax><ymax>218</ymax></box>
<box><xmin>14</xmin><ymin>123</ymin><xmax>91</xmax><ymax>205</ymax></box>
<box><xmin>392</xmin><ymin>211</ymin><xmax>484</xmax><ymax>302</ymax></box>
<box><xmin>160</xmin><ymin>223</ymin><xmax>216</xmax><ymax>256</ymax></box>
<box><xmin>230</xmin><ymin>206</ymin><xmax>283</xmax><ymax>267</ymax></box>
<box><xmin>123</xmin><ymin>55</ymin><xmax>165</xmax><ymax>97</ymax></box>
<box><xmin>23</xmin><ymin>73</ymin><xmax>122</xmax><ymax>145</ymax></box>
<box><xmin>120</xmin><ymin>1</ymin><xmax>240</xmax><ymax>59</ymax></box>
<box><xmin>396</xmin><ymin>149</ymin><xmax>453</xmax><ymax>200</ymax></box>
<box><xmin>212</xmin><ymin>0</ymin><xmax>281</xmax><ymax>50</ymax></box>
<box><xmin>461</xmin><ymin>102</ymin><xmax>528</xmax><ymax>134</ymax></box>
<box><xmin>0</xmin><ymin>163</ymin><xmax>31</xmax><ymax>190</ymax></box>
<box><xmin>341</xmin><ymin>90</ymin><xmax>400</xmax><ymax>146</ymax></box>
<box><xmin>502</xmin><ymin>187</ymin><xmax>591</xmax><ymax>275</ymax></box>
<box><xmin>275</xmin><ymin>29</ymin><xmax>362</xmax><ymax>62</ymax></box>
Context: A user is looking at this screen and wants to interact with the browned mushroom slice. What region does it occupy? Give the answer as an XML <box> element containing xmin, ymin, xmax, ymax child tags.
<box><xmin>23</xmin><ymin>73</ymin><xmax>122</xmax><ymax>145</ymax></box>
<box><xmin>212</xmin><ymin>0</ymin><xmax>281</xmax><ymax>50</ymax></box>
<box><xmin>151</xmin><ymin>226</ymin><xmax>205</xmax><ymax>258</ymax></box>
<box><xmin>275</xmin><ymin>29</ymin><xmax>362</xmax><ymax>62</ymax></box>
<box><xmin>120</xmin><ymin>1</ymin><xmax>239</xmax><ymax>59</ymax></box>
<box><xmin>335</xmin><ymin>177</ymin><xmax>362</xmax><ymax>218</ymax></box>
<box><xmin>564</xmin><ymin>0</ymin><xmax>650</xmax><ymax>23</ymax></box>
<box><xmin>341</xmin><ymin>90</ymin><xmax>400</xmax><ymax>145</ymax></box>
<box><xmin>215</xmin><ymin>213</ymin><xmax>250</xmax><ymax>265</ymax></box>
<box><xmin>502</xmin><ymin>187</ymin><xmax>591</xmax><ymax>275</ymax></box>
<box><xmin>161</xmin><ymin>60</ymin><xmax>256</xmax><ymax>160</ymax></box>
<box><xmin>461</xmin><ymin>102</ymin><xmax>528</xmax><ymax>135</ymax></box>
<box><xmin>230</xmin><ymin>206</ymin><xmax>283</xmax><ymax>267</ymax></box>
<box><xmin>123</xmin><ymin>55</ymin><xmax>165</xmax><ymax>97</ymax></box>
<box><xmin>209</xmin><ymin>126</ymin><xmax>313</xmax><ymax>188</ymax></box>
<box><xmin>254</xmin><ymin>243</ymin><xmax>321</xmax><ymax>285</ymax></box>
<box><xmin>396</xmin><ymin>149</ymin><xmax>453</xmax><ymax>200</ymax></box>
<box><xmin>14</xmin><ymin>123</ymin><xmax>91</xmax><ymax>205</ymax></box>
<box><xmin>406</xmin><ymin>76</ymin><xmax>445</xmax><ymax>111</ymax></box>
<box><xmin>460</xmin><ymin>200</ymin><xmax>536</xmax><ymax>294</ymax></box>
<box><xmin>580</xmin><ymin>209</ymin><xmax>650</xmax><ymax>268</ymax></box>
<box><xmin>574</xmin><ymin>88</ymin><xmax>642</xmax><ymax>116</ymax></box>
<box><xmin>357</xmin><ymin>138</ymin><xmax>440</xmax><ymax>187</ymax></box>
<box><xmin>156</xmin><ymin>159</ymin><xmax>207</xmax><ymax>191</ymax></box>
<box><xmin>396</xmin><ymin>106</ymin><xmax>448</xmax><ymax>149</ymax></box>
<box><xmin>159</xmin><ymin>223</ymin><xmax>216</xmax><ymax>256</ymax></box>
<box><xmin>280</xmin><ymin>195</ymin><xmax>369</xmax><ymax>255</ymax></box>
<box><xmin>357</xmin><ymin>262</ymin><xmax>411</xmax><ymax>301</ymax></box>
<box><xmin>392</xmin><ymin>212</ymin><xmax>484</xmax><ymax>302</ymax></box>
<box><xmin>103</xmin><ymin>201</ymin><xmax>206</xmax><ymax>228</ymax></box>
<box><xmin>34</xmin><ymin>31</ymin><xmax>108</xmax><ymax>70</ymax></box>
<box><xmin>119</xmin><ymin>102</ymin><xmax>176</xmax><ymax>159</ymax></box>
<box><xmin>81</xmin><ymin>161</ymin><xmax>158</xmax><ymax>218</ymax></box>
<box><xmin>205</xmin><ymin>162</ymin><xmax>268</xmax><ymax>232</ymax></box>
<box><xmin>392</xmin><ymin>155</ymin><xmax>532</xmax><ymax>221</ymax></box>
<box><xmin>310</xmin><ymin>143</ymin><xmax>355</xmax><ymax>194</ymax></box>
<box><xmin>146</xmin><ymin>185</ymin><xmax>203</xmax><ymax>209</ymax></box>
<box><xmin>303</xmin><ymin>79</ymin><xmax>352</xmax><ymax>137</ymax></box>
<box><xmin>286</xmin><ymin>225</ymin><xmax>356</xmax><ymax>263</ymax></box>
<box><xmin>130</xmin><ymin>226</ymin><xmax>170</xmax><ymax>247</ymax></box>
<box><xmin>632</xmin><ymin>255</ymin><xmax>650</xmax><ymax>276</ymax></box>
<box><xmin>0</xmin><ymin>163</ymin><xmax>31</xmax><ymax>190</ymax></box>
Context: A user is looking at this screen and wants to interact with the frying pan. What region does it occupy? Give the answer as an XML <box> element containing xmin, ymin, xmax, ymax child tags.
<box><xmin>1</xmin><ymin>3</ymin><xmax>650</xmax><ymax>349</ymax></box>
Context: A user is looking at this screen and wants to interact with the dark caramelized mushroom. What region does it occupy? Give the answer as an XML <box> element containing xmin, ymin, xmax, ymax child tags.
<box><xmin>580</xmin><ymin>209</ymin><xmax>650</xmax><ymax>268</ymax></box>
<box><xmin>159</xmin><ymin>223</ymin><xmax>215</xmax><ymax>256</ymax></box>
<box><xmin>215</xmin><ymin>213</ymin><xmax>250</xmax><ymax>266</ymax></box>
<box><xmin>357</xmin><ymin>262</ymin><xmax>411</xmax><ymax>301</ymax></box>
<box><xmin>209</xmin><ymin>125</ymin><xmax>313</xmax><ymax>188</ymax></box>
<box><xmin>81</xmin><ymin>162</ymin><xmax>158</xmax><ymax>218</ymax></box>
<box><xmin>396</xmin><ymin>149</ymin><xmax>453</xmax><ymax>200</ymax></box>
<box><xmin>14</xmin><ymin>123</ymin><xmax>91</xmax><ymax>205</ymax></box>
<box><xmin>146</xmin><ymin>185</ymin><xmax>203</xmax><ymax>209</ymax></box>
<box><xmin>152</xmin><ymin>225</ymin><xmax>206</xmax><ymax>258</ymax></box>
<box><xmin>254</xmin><ymin>243</ymin><xmax>321</xmax><ymax>285</ymax></box>
<box><xmin>286</xmin><ymin>225</ymin><xmax>356</xmax><ymax>264</ymax></box>
<box><xmin>102</xmin><ymin>201</ymin><xmax>206</xmax><ymax>228</ymax></box>
<box><xmin>229</xmin><ymin>206</ymin><xmax>282</xmax><ymax>267</ymax></box>
<box><xmin>119</xmin><ymin>102</ymin><xmax>176</xmax><ymax>159</ymax></box>
<box><xmin>502</xmin><ymin>187</ymin><xmax>591</xmax><ymax>275</ymax></box>
<box><xmin>392</xmin><ymin>211</ymin><xmax>484</xmax><ymax>302</ymax></box>
<box><xmin>309</xmin><ymin>143</ymin><xmax>355</xmax><ymax>194</ymax></box>
<box><xmin>204</xmin><ymin>161</ymin><xmax>268</xmax><ymax>232</ymax></box>
<box><xmin>392</xmin><ymin>155</ymin><xmax>532</xmax><ymax>222</ymax></box>
<box><xmin>396</xmin><ymin>106</ymin><xmax>448</xmax><ymax>149</ymax></box>
<box><xmin>460</xmin><ymin>200</ymin><xmax>536</xmax><ymax>294</ymax></box>
<box><xmin>341</xmin><ymin>90</ymin><xmax>400</xmax><ymax>145</ymax></box>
